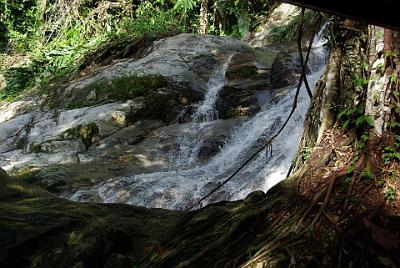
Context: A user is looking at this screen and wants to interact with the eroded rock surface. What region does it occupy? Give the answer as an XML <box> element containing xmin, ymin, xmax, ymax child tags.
<box><xmin>0</xmin><ymin>33</ymin><xmax>301</xmax><ymax>193</ymax></box>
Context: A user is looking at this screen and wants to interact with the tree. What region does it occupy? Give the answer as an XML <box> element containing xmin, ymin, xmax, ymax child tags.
<box><xmin>199</xmin><ymin>0</ymin><xmax>208</xmax><ymax>34</ymax></box>
<box><xmin>174</xmin><ymin>0</ymin><xmax>208</xmax><ymax>34</ymax></box>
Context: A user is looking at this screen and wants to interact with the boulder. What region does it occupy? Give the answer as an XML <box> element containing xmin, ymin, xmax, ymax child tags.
<box><xmin>218</xmin><ymin>48</ymin><xmax>279</xmax><ymax>119</ymax></box>
<box><xmin>30</xmin><ymin>166</ymin><xmax>69</xmax><ymax>191</ymax></box>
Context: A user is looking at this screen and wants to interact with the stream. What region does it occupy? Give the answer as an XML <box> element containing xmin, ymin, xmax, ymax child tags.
<box><xmin>70</xmin><ymin>33</ymin><xmax>328</xmax><ymax>210</ymax></box>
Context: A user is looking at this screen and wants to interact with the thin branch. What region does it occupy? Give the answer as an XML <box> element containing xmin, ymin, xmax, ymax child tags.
<box><xmin>297</xmin><ymin>8</ymin><xmax>313</xmax><ymax>99</ymax></box>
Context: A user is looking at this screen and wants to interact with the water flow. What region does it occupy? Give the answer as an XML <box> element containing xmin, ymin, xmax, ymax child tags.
<box><xmin>70</xmin><ymin>37</ymin><xmax>328</xmax><ymax>210</ymax></box>
<box><xmin>173</xmin><ymin>56</ymin><xmax>233</xmax><ymax>167</ymax></box>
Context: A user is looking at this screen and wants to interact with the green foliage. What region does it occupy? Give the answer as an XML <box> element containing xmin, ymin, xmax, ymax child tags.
<box><xmin>352</xmin><ymin>74</ymin><xmax>369</xmax><ymax>90</ymax></box>
<box><xmin>269</xmin><ymin>9</ymin><xmax>319</xmax><ymax>43</ymax></box>
<box><xmin>0</xmin><ymin>0</ymin><xmax>277</xmax><ymax>102</ymax></box>
<box><xmin>383</xmin><ymin>146</ymin><xmax>400</xmax><ymax>164</ymax></box>
<box><xmin>0</xmin><ymin>66</ymin><xmax>36</xmax><ymax>101</ymax></box>
<box><xmin>383</xmin><ymin>135</ymin><xmax>400</xmax><ymax>164</ymax></box>
<box><xmin>237</xmin><ymin>14</ymin><xmax>251</xmax><ymax>37</ymax></box>
<box><xmin>0</xmin><ymin>0</ymin><xmax>38</xmax><ymax>51</ymax></box>
<box><xmin>301</xmin><ymin>146</ymin><xmax>312</xmax><ymax>161</ymax></box>
<box><xmin>174</xmin><ymin>0</ymin><xmax>198</xmax><ymax>12</ymax></box>
<box><xmin>389</xmin><ymin>74</ymin><xmax>398</xmax><ymax>86</ymax></box>
<box><xmin>347</xmin><ymin>155</ymin><xmax>359</xmax><ymax>175</ymax></box>
<box><xmin>338</xmin><ymin>105</ymin><xmax>374</xmax><ymax>132</ymax></box>
<box><xmin>360</xmin><ymin>62</ymin><xmax>369</xmax><ymax>72</ymax></box>
<box><xmin>384</xmin><ymin>186</ymin><xmax>396</xmax><ymax>202</ymax></box>
<box><xmin>358</xmin><ymin>132</ymin><xmax>369</xmax><ymax>151</ymax></box>
<box><xmin>360</xmin><ymin>165</ymin><xmax>375</xmax><ymax>181</ymax></box>
<box><xmin>210</xmin><ymin>0</ymin><xmax>275</xmax><ymax>37</ymax></box>
<box><xmin>385</xmin><ymin>50</ymin><xmax>399</xmax><ymax>59</ymax></box>
<box><xmin>0</xmin><ymin>0</ymin><xmax>189</xmax><ymax>102</ymax></box>
<box><xmin>338</xmin><ymin>104</ymin><xmax>374</xmax><ymax>152</ymax></box>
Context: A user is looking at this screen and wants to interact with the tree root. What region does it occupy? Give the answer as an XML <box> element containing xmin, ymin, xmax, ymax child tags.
<box><xmin>306</xmin><ymin>152</ymin><xmax>366</xmax><ymax>233</ymax></box>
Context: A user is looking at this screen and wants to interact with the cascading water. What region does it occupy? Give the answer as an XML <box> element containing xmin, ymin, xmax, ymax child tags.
<box><xmin>70</xmin><ymin>33</ymin><xmax>328</xmax><ymax>210</ymax></box>
<box><xmin>173</xmin><ymin>56</ymin><xmax>233</xmax><ymax>167</ymax></box>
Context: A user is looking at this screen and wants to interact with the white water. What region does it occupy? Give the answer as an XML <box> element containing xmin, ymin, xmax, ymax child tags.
<box><xmin>173</xmin><ymin>56</ymin><xmax>233</xmax><ymax>167</ymax></box>
<box><xmin>70</xmin><ymin>35</ymin><xmax>328</xmax><ymax>210</ymax></box>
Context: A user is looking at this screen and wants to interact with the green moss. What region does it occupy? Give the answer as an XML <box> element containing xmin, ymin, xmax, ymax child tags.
<box><xmin>67</xmin><ymin>231</ymin><xmax>84</xmax><ymax>247</ymax></box>
<box><xmin>10</xmin><ymin>167</ymin><xmax>40</xmax><ymax>183</ymax></box>
<box><xmin>143</xmin><ymin>89</ymin><xmax>179</xmax><ymax>121</ymax></box>
<box><xmin>29</xmin><ymin>143</ymin><xmax>42</xmax><ymax>153</ymax></box>
<box><xmin>226</xmin><ymin>65</ymin><xmax>258</xmax><ymax>80</ymax></box>
<box><xmin>66</xmin><ymin>74</ymin><xmax>170</xmax><ymax>109</ymax></box>
<box><xmin>79</xmin><ymin>123</ymin><xmax>99</xmax><ymax>147</ymax></box>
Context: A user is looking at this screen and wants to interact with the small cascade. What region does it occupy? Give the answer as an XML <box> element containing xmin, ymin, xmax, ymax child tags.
<box><xmin>69</xmin><ymin>34</ymin><xmax>329</xmax><ymax>210</ymax></box>
<box><xmin>173</xmin><ymin>55</ymin><xmax>233</xmax><ymax>167</ymax></box>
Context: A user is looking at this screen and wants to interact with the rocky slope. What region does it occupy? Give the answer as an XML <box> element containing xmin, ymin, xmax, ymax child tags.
<box><xmin>0</xmin><ymin>33</ymin><xmax>306</xmax><ymax>195</ymax></box>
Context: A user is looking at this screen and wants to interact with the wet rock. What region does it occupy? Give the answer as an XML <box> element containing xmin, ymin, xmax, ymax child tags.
<box><xmin>31</xmin><ymin>166</ymin><xmax>69</xmax><ymax>191</ymax></box>
<box><xmin>105</xmin><ymin>253</ymin><xmax>132</xmax><ymax>268</ymax></box>
<box><xmin>250</xmin><ymin>4</ymin><xmax>301</xmax><ymax>47</ymax></box>
<box><xmin>35</xmin><ymin>139</ymin><xmax>86</xmax><ymax>154</ymax></box>
<box><xmin>0</xmin><ymin>97</ymin><xmax>39</xmax><ymax>123</ymax></box>
<box><xmin>244</xmin><ymin>191</ymin><xmax>266</xmax><ymax>204</ymax></box>
<box><xmin>197</xmin><ymin>138</ymin><xmax>226</xmax><ymax>160</ymax></box>
<box><xmin>0</xmin><ymin>114</ymin><xmax>31</xmax><ymax>153</ymax></box>
<box><xmin>271</xmin><ymin>49</ymin><xmax>303</xmax><ymax>89</ymax></box>
<box><xmin>218</xmin><ymin>48</ymin><xmax>278</xmax><ymax>119</ymax></box>
<box><xmin>0</xmin><ymin>149</ymin><xmax>79</xmax><ymax>172</ymax></box>
<box><xmin>271</xmin><ymin>47</ymin><xmax>325</xmax><ymax>90</ymax></box>
<box><xmin>0</xmin><ymin>33</ymin><xmax>298</xmax><ymax>192</ymax></box>
<box><xmin>28</xmin><ymin>101</ymin><xmax>137</xmax><ymax>147</ymax></box>
<box><xmin>54</xmin><ymin>33</ymin><xmax>251</xmax><ymax>108</ymax></box>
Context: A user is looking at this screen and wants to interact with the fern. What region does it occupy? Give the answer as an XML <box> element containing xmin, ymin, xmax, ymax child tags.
<box><xmin>174</xmin><ymin>0</ymin><xmax>198</xmax><ymax>12</ymax></box>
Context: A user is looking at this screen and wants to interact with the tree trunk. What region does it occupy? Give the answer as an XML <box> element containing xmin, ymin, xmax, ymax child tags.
<box><xmin>199</xmin><ymin>0</ymin><xmax>208</xmax><ymax>34</ymax></box>
<box><xmin>37</xmin><ymin>0</ymin><xmax>47</xmax><ymax>22</ymax></box>
<box><xmin>365</xmin><ymin>26</ymin><xmax>387</xmax><ymax>137</ymax></box>
<box><xmin>366</xmin><ymin>28</ymin><xmax>400</xmax><ymax>137</ymax></box>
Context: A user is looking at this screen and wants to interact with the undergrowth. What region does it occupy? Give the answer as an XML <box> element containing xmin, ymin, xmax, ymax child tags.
<box><xmin>0</xmin><ymin>0</ymin><xmax>189</xmax><ymax>102</ymax></box>
<box><xmin>269</xmin><ymin>8</ymin><xmax>321</xmax><ymax>43</ymax></box>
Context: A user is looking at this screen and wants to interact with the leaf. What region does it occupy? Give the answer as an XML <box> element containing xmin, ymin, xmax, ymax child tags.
<box><xmin>364</xmin><ymin>115</ymin><xmax>374</xmax><ymax>127</ymax></box>
<box><xmin>174</xmin><ymin>0</ymin><xmax>197</xmax><ymax>12</ymax></box>
<box><xmin>355</xmin><ymin>116</ymin><xmax>365</xmax><ymax>127</ymax></box>
<box><xmin>342</xmin><ymin>119</ymin><xmax>351</xmax><ymax>129</ymax></box>
<box><xmin>378</xmin><ymin>257</ymin><xmax>395</xmax><ymax>268</ymax></box>
<box><xmin>347</xmin><ymin>165</ymin><xmax>354</xmax><ymax>174</ymax></box>
<box><xmin>337</xmin><ymin>108</ymin><xmax>348</xmax><ymax>120</ymax></box>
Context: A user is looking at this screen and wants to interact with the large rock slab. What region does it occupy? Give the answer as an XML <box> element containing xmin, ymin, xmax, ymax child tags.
<box><xmin>28</xmin><ymin>101</ymin><xmax>138</xmax><ymax>149</ymax></box>
<box><xmin>0</xmin><ymin>33</ymin><xmax>295</xmax><ymax>192</ymax></box>
<box><xmin>54</xmin><ymin>34</ymin><xmax>252</xmax><ymax>107</ymax></box>
<box><xmin>0</xmin><ymin>114</ymin><xmax>32</xmax><ymax>153</ymax></box>
<box><xmin>0</xmin><ymin>96</ymin><xmax>40</xmax><ymax>123</ymax></box>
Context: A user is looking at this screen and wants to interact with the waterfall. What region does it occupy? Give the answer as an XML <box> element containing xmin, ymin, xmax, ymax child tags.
<box><xmin>69</xmin><ymin>37</ymin><xmax>328</xmax><ymax>210</ymax></box>
<box><xmin>173</xmin><ymin>55</ymin><xmax>233</xmax><ymax>167</ymax></box>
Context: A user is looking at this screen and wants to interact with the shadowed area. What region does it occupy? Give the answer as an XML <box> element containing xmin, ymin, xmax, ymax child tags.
<box><xmin>279</xmin><ymin>0</ymin><xmax>400</xmax><ymax>30</ymax></box>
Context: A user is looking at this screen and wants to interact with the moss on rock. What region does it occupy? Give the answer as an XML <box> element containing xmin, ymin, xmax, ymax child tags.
<box><xmin>66</xmin><ymin>74</ymin><xmax>171</xmax><ymax>109</ymax></box>
<box><xmin>79</xmin><ymin>122</ymin><xmax>100</xmax><ymax>148</ymax></box>
<box><xmin>226</xmin><ymin>65</ymin><xmax>259</xmax><ymax>81</ymax></box>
